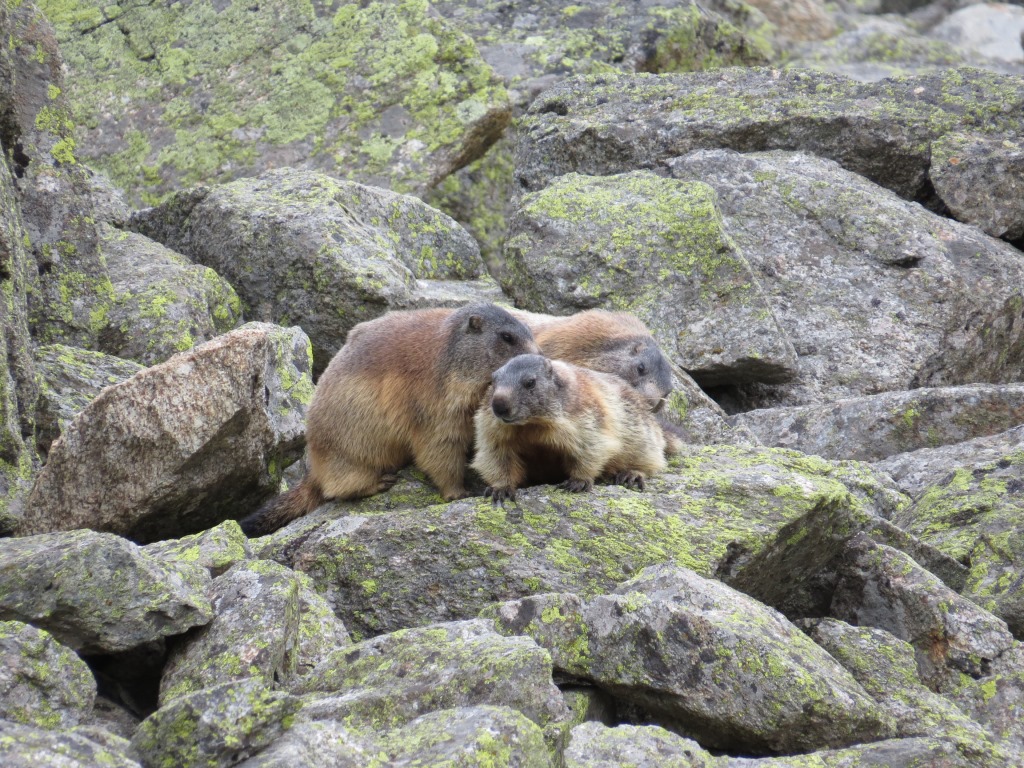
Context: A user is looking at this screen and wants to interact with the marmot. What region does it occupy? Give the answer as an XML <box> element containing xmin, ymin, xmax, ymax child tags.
<box><xmin>241</xmin><ymin>304</ymin><xmax>539</xmax><ymax>535</ymax></box>
<box><xmin>508</xmin><ymin>309</ymin><xmax>673</xmax><ymax>411</ymax></box>
<box><xmin>471</xmin><ymin>354</ymin><xmax>677</xmax><ymax>502</ymax></box>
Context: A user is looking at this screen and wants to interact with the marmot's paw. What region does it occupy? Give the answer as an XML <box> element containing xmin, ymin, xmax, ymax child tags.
<box><xmin>484</xmin><ymin>486</ymin><xmax>517</xmax><ymax>505</ymax></box>
<box><xmin>442</xmin><ymin>487</ymin><xmax>471</xmax><ymax>501</ymax></box>
<box><xmin>614</xmin><ymin>470</ymin><xmax>646</xmax><ymax>491</ymax></box>
<box><xmin>559</xmin><ymin>478</ymin><xmax>593</xmax><ymax>493</ymax></box>
<box><xmin>377</xmin><ymin>473</ymin><xmax>401</xmax><ymax>493</ymax></box>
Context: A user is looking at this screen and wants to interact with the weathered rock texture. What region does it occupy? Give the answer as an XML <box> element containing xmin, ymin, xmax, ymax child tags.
<box><xmin>21</xmin><ymin>322</ymin><xmax>312</xmax><ymax>542</ymax></box>
<box><xmin>42</xmin><ymin>0</ymin><xmax>510</xmax><ymax>205</ymax></box>
<box><xmin>130</xmin><ymin>169</ymin><xmax>500</xmax><ymax>373</ymax></box>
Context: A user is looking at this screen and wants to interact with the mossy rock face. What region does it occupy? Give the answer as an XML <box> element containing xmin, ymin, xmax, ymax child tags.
<box><xmin>717</xmin><ymin>736</ymin><xmax>994</xmax><ymax>766</ymax></box>
<box><xmin>34</xmin><ymin>343</ymin><xmax>144</xmax><ymax>458</ymax></box>
<box><xmin>142</xmin><ymin>519</ymin><xmax>252</xmax><ymax>580</ymax></box>
<box><xmin>232</xmin><ymin>720</ymin><xmax>375</xmax><ymax>767</ymax></box>
<box><xmin>4</xmin><ymin>0</ymin><xmax>114</xmax><ymax>351</ymax></box>
<box><xmin>21</xmin><ymin>323</ymin><xmax>312</xmax><ymax>542</ymax></box>
<box><xmin>294</xmin><ymin>619</ymin><xmax>570</xmax><ymax>737</ymax></box>
<box><xmin>130</xmin><ymin>677</ymin><xmax>301</xmax><ymax>768</ymax></box>
<box><xmin>805</xmin><ymin>619</ymin><xmax>1004</xmax><ymax>761</ymax></box>
<box><xmin>260</xmin><ymin>444</ymin><xmax>906</xmax><ymax>639</ymax></box>
<box><xmin>503</xmin><ymin>171</ymin><xmax>797</xmax><ymax>387</ymax></box>
<box><xmin>669</xmin><ymin>150</ymin><xmax>1024</xmax><ymax>408</ymax></box>
<box><xmin>0</xmin><ymin>720</ymin><xmax>140</xmax><ymax>768</ymax></box>
<box><xmin>734</xmin><ymin>384</ymin><xmax>1024</xmax><ymax>463</ymax></box>
<box><xmin>96</xmin><ymin>225</ymin><xmax>243</xmax><ymax>366</ymax></box>
<box><xmin>490</xmin><ymin>566</ymin><xmax>889</xmax><ymax>755</ymax></box>
<box><xmin>129</xmin><ymin>168</ymin><xmax>497</xmax><ymax>374</ymax></box>
<box><xmin>896</xmin><ymin>451</ymin><xmax>1024</xmax><ymax>638</ymax></box>
<box><xmin>381</xmin><ymin>705</ymin><xmax>552</xmax><ymax>767</ymax></box>
<box><xmin>515</xmin><ymin>66</ymin><xmax>1024</xmax><ymax>203</ymax></box>
<box><xmin>930</xmin><ymin>131</ymin><xmax>1024</xmax><ymax>242</ymax></box>
<box><xmin>0</xmin><ymin>620</ymin><xmax>97</xmax><ymax>729</ymax></box>
<box><xmin>40</xmin><ymin>0</ymin><xmax>510</xmax><ymax>206</ymax></box>
<box><xmin>831</xmin><ymin>535</ymin><xmax>1015</xmax><ymax>694</ymax></box>
<box><xmin>564</xmin><ymin>722</ymin><xmax>717</xmax><ymax>768</ymax></box>
<box><xmin>0</xmin><ymin>529</ymin><xmax>212</xmax><ymax>654</ymax></box>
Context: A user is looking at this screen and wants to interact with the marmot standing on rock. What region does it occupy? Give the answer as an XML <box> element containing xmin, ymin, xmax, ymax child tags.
<box><xmin>508</xmin><ymin>309</ymin><xmax>673</xmax><ymax>411</ymax></box>
<box><xmin>241</xmin><ymin>304</ymin><xmax>539</xmax><ymax>536</ymax></box>
<box><xmin>472</xmin><ymin>354</ymin><xmax>678</xmax><ymax>502</ymax></box>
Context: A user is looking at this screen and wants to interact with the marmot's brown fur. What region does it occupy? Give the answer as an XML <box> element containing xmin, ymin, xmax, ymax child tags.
<box><xmin>508</xmin><ymin>309</ymin><xmax>673</xmax><ymax>412</ymax></box>
<box><xmin>471</xmin><ymin>354</ymin><xmax>675</xmax><ymax>502</ymax></box>
<box><xmin>241</xmin><ymin>304</ymin><xmax>538</xmax><ymax>535</ymax></box>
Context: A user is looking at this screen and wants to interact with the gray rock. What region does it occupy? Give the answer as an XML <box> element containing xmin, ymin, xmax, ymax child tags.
<box><xmin>97</xmin><ymin>225</ymin><xmax>243</xmax><ymax>366</ymax></box>
<box><xmin>502</xmin><ymin>171</ymin><xmax>797</xmax><ymax>386</ymax></box>
<box><xmin>234</xmin><ymin>721</ymin><xmax>376</xmax><ymax>767</ymax></box>
<box><xmin>0</xmin><ymin>720</ymin><xmax>140</xmax><ymax>768</ymax></box>
<box><xmin>831</xmin><ymin>534</ymin><xmax>1016</xmax><ymax>692</ymax></box>
<box><xmin>130</xmin><ymin>677</ymin><xmax>300</xmax><ymax>768</ymax></box>
<box><xmin>44</xmin><ymin>0</ymin><xmax>510</xmax><ymax>204</ymax></box>
<box><xmin>873</xmin><ymin>423</ymin><xmax>1024</xmax><ymax>496</ymax></box>
<box><xmin>85</xmin><ymin>169</ymin><xmax>133</xmax><ymax>226</ymax></box>
<box><xmin>386</xmin><ymin>706</ymin><xmax>552</xmax><ymax>767</ymax></box>
<box><xmin>491</xmin><ymin>566</ymin><xmax>889</xmax><ymax>754</ymax></box>
<box><xmin>21</xmin><ymin>322</ymin><xmax>312</xmax><ymax>542</ymax></box>
<box><xmin>930</xmin><ymin>131</ymin><xmax>1024</xmax><ymax>241</ymax></box>
<box><xmin>0</xmin><ymin>530</ymin><xmax>212</xmax><ymax>654</ymax></box>
<box><xmin>954</xmin><ymin>666</ymin><xmax>1024</xmax><ymax>756</ymax></box>
<box><xmin>930</xmin><ymin>3</ymin><xmax>1024</xmax><ymax>63</ymax></box>
<box><xmin>723</xmin><ymin>495</ymin><xmax>968</xmax><ymax>620</ymax></box>
<box><xmin>0</xmin><ymin>620</ymin><xmax>96</xmax><ymax>729</ymax></box>
<box><xmin>260</xmin><ymin>444</ymin><xmax>905</xmax><ymax>638</ymax></box>
<box><xmin>160</xmin><ymin>560</ymin><xmax>303</xmax><ymax>705</ymax></box>
<box><xmin>745</xmin><ymin>0</ymin><xmax>836</xmax><ymax>43</ymax></box>
<box><xmin>805</xmin><ymin>619</ymin><xmax>1002</xmax><ymax>757</ymax></box>
<box><xmin>294</xmin><ymin>619</ymin><xmax>570</xmax><ymax>736</ymax></box>
<box><xmin>142</xmin><ymin>519</ymin><xmax>252</xmax><ymax>579</ymax></box>
<box><xmin>669</xmin><ymin>150</ymin><xmax>1024</xmax><ymax>407</ymax></box>
<box><xmin>130</xmin><ymin>169</ymin><xmax>496</xmax><ymax>374</ymax></box>
<box><xmin>564</xmin><ymin>722</ymin><xmax>718</xmax><ymax>767</ymax></box>
<box><xmin>895</xmin><ymin>451</ymin><xmax>1024</xmax><ymax>637</ymax></box>
<box><xmin>34</xmin><ymin>343</ymin><xmax>144</xmax><ymax>459</ymax></box>
<box><xmin>663</xmin><ymin>369</ymin><xmax>760</xmax><ymax>446</ymax></box>
<box><xmin>721</xmin><ymin>736</ymin><xmax>991</xmax><ymax>766</ymax></box>
<box><xmin>733</xmin><ymin>384</ymin><xmax>1024</xmax><ymax>462</ymax></box>
<box><xmin>515</xmin><ymin>67</ymin><xmax>1024</xmax><ymax>205</ymax></box>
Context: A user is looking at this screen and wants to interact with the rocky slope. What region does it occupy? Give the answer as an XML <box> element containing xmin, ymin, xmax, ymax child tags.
<box><xmin>2</xmin><ymin>0</ymin><xmax>1024</xmax><ymax>765</ymax></box>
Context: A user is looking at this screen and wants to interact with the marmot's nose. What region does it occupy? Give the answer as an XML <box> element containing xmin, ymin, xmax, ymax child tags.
<box><xmin>492</xmin><ymin>397</ymin><xmax>510</xmax><ymax>418</ymax></box>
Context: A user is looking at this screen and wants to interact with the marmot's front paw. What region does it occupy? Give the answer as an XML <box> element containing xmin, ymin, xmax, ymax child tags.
<box><xmin>614</xmin><ymin>470</ymin><xmax>646</xmax><ymax>491</ymax></box>
<box><xmin>559</xmin><ymin>478</ymin><xmax>593</xmax><ymax>493</ymax></box>
<box><xmin>484</xmin><ymin>486</ymin><xmax>517</xmax><ymax>505</ymax></box>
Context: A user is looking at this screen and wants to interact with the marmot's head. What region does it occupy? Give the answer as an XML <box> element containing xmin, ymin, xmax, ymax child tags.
<box><xmin>488</xmin><ymin>354</ymin><xmax>563</xmax><ymax>424</ymax></box>
<box><xmin>445</xmin><ymin>304</ymin><xmax>539</xmax><ymax>380</ymax></box>
<box><xmin>618</xmin><ymin>338</ymin><xmax>673</xmax><ymax>412</ymax></box>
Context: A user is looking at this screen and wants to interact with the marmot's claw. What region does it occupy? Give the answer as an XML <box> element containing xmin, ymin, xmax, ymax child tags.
<box><xmin>559</xmin><ymin>478</ymin><xmax>593</xmax><ymax>493</ymax></box>
<box><xmin>614</xmin><ymin>470</ymin><xmax>646</xmax><ymax>491</ymax></box>
<box><xmin>484</xmin><ymin>486</ymin><xmax>517</xmax><ymax>505</ymax></box>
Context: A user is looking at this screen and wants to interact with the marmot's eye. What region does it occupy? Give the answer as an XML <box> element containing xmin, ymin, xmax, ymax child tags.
<box><xmin>522</xmin><ymin>378</ymin><xmax>536</xmax><ymax>389</ymax></box>
<box><xmin>500</xmin><ymin>331</ymin><xmax>515</xmax><ymax>344</ymax></box>
<box><xmin>637</xmin><ymin>362</ymin><xmax>647</xmax><ymax>375</ymax></box>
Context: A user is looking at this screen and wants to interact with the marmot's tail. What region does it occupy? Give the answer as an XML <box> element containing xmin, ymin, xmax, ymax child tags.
<box><xmin>239</xmin><ymin>478</ymin><xmax>324</xmax><ymax>537</ymax></box>
<box><xmin>656</xmin><ymin>414</ymin><xmax>687</xmax><ymax>455</ymax></box>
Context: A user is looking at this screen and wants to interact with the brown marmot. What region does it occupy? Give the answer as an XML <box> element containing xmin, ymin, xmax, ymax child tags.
<box><xmin>508</xmin><ymin>309</ymin><xmax>673</xmax><ymax>411</ymax></box>
<box><xmin>471</xmin><ymin>354</ymin><xmax>677</xmax><ymax>502</ymax></box>
<box><xmin>241</xmin><ymin>304</ymin><xmax>539</xmax><ymax>535</ymax></box>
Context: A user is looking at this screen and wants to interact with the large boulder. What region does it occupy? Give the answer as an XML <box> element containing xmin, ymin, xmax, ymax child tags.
<box><xmin>668</xmin><ymin>150</ymin><xmax>1024</xmax><ymax>407</ymax></box>
<box><xmin>895</xmin><ymin>450</ymin><xmax>1024</xmax><ymax>638</ymax></box>
<box><xmin>130</xmin><ymin>169</ymin><xmax>501</xmax><ymax>374</ymax></box>
<box><xmin>0</xmin><ymin>620</ymin><xmax>97</xmax><ymax>729</ymax></box>
<box><xmin>564</xmin><ymin>722</ymin><xmax>717</xmax><ymax>767</ymax></box>
<box><xmin>0</xmin><ymin>720</ymin><xmax>140</xmax><ymax>768</ymax></box>
<box><xmin>488</xmin><ymin>566</ymin><xmax>889</xmax><ymax>754</ymax></box>
<box><xmin>40</xmin><ymin>0</ymin><xmax>510</xmax><ymax>204</ymax></box>
<box><xmin>514</xmin><ymin>66</ymin><xmax>1024</xmax><ymax>204</ymax></box>
<box><xmin>20</xmin><ymin>322</ymin><xmax>312</xmax><ymax>542</ymax></box>
<box><xmin>734</xmin><ymin>384</ymin><xmax>1024</xmax><ymax>461</ymax></box>
<box><xmin>97</xmin><ymin>226</ymin><xmax>243</xmax><ymax>366</ymax></box>
<box><xmin>0</xmin><ymin>530</ymin><xmax>212</xmax><ymax>654</ymax></box>
<box><xmin>502</xmin><ymin>171</ymin><xmax>797</xmax><ymax>387</ymax></box>
<box><xmin>256</xmin><ymin>444</ymin><xmax>906</xmax><ymax>638</ymax></box>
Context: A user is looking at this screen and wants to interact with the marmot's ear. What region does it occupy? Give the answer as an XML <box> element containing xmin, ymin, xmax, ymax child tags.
<box><xmin>467</xmin><ymin>315</ymin><xmax>484</xmax><ymax>333</ymax></box>
<box><xmin>543</xmin><ymin>357</ymin><xmax>553</xmax><ymax>376</ymax></box>
<box><xmin>631</xmin><ymin>341</ymin><xmax>645</xmax><ymax>355</ymax></box>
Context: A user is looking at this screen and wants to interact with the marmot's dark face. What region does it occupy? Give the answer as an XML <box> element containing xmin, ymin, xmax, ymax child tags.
<box><xmin>450</xmin><ymin>304</ymin><xmax>539</xmax><ymax>379</ymax></box>
<box><xmin>489</xmin><ymin>354</ymin><xmax>561</xmax><ymax>424</ymax></box>
<box><xmin>593</xmin><ymin>338</ymin><xmax>673</xmax><ymax>412</ymax></box>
